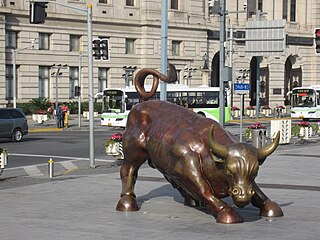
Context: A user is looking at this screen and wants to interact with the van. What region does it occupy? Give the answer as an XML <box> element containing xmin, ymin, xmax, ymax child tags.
<box><xmin>0</xmin><ymin>108</ymin><xmax>29</xmax><ymax>142</ymax></box>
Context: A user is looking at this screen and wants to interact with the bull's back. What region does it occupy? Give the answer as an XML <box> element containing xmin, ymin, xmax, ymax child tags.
<box><xmin>124</xmin><ymin>100</ymin><xmax>236</xmax><ymax>146</ymax></box>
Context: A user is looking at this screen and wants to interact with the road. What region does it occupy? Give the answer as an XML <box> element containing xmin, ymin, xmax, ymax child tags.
<box><xmin>0</xmin><ymin>127</ymin><xmax>123</xmax><ymax>177</ymax></box>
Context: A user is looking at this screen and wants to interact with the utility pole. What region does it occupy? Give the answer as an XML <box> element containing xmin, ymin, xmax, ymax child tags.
<box><xmin>160</xmin><ymin>0</ymin><xmax>168</xmax><ymax>101</ymax></box>
<box><xmin>12</xmin><ymin>39</ymin><xmax>35</xmax><ymax>108</ymax></box>
<box><xmin>219</xmin><ymin>0</ymin><xmax>226</xmax><ymax>127</ymax></box>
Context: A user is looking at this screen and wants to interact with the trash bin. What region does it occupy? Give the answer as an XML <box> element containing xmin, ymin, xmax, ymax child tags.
<box><xmin>252</xmin><ymin>129</ymin><xmax>267</xmax><ymax>148</ymax></box>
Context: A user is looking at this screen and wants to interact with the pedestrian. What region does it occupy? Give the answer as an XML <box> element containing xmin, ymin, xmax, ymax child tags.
<box><xmin>56</xmin><ymin>104</ymin><xmax>63</xmax><ymax>128</ymax></box>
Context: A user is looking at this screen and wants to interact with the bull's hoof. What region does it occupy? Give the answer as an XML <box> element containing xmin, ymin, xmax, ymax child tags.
<box><xmin>260</xmin><ymin>201</ymin><xmax>284</xmax><ymax>218</ymax></box>
<box><xmin>216</xmin><ymin>207</ymin><xmax>243</xmax><ymax>224</ymax></box>
<box><xmin>116</xmin><ymin>195</ymin><xmax>139</xmax><ymax>212</ymax></box>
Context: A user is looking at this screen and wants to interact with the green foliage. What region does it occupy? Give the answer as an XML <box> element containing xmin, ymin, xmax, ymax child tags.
<box><xmin>17</xmin><ymin>102</ymin><xmax>33</xmax><ymax>115</ymax></box>
<box><xmin>28</xmin><ymin>98</ymin><xmax>51</xmax><ymax>113</ymax></box>
<box><xmin>68</xmin><ymin>101</ymin><xmax>79</xmax><ymax>114</ymax></box>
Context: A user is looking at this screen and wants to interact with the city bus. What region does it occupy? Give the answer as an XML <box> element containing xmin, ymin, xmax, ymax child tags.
<box><xmin>95</xmin><ymin>84</ymin><xmax>231</xmax><ymax>128</ymax></box>
<box><xmin>290</xmin><ymin>85</ymin><xmax>320</xmax><ymax>120</ymax></box>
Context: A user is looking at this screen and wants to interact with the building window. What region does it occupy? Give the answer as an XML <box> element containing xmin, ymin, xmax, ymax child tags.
<box><xmin>126</xmin><ymin>0</ymin><xmax>134</xmax><ymax>6</ymax></box>
<box><xmin>125</xmin><ymin>38</ymin><xmax>135</xmax><ymax>54</ymax></box>
<box><xmin>290</xmin><ymin>0</ymin><xmax>296</xmax><ymax>22</ymax></box>
<box><xmin>39</xmin><ymin>33</ymin><xmax>50</xmax><ymax>50</ymax></box>
<box><xmin>70</xmin><ymin>35</ymin><xmax>80</xmax><ymax>52</ymax></box>
<box><xmin>171</xmin><ymin>0</ymin><xmax>178</xmax><ymax>10</ymax></box>
<box><xmin>172</xmin><ymin>41</ymin><xmax>181</xmax><ymax>56</ymax></box>
<box><xmin>5</xmin><ymin>65</ymin><xmax>14</xmax><ymax>100</ymax></box>
<box><xmin>69</xmin><ymin>67</ymin><xmax>79</xmax><ymax>99</ymax></box>
<box><xmin>257</xmin><ymin>0</ymin><xmax>263</xmax><ymax>11</ymax></box>
<box><xmin>99</xmin><ymin>0</ymin><xmax>108</xmax><ymax>3</ymax></box>
<box><xmin>98</xmin><ymin>68</ymin><xmax>108</xmax><ymax>92</ymax></box>
<box><xmin>39</xmin><ymin>66</ymin><xmax>50</xmax><ymax>98</ymax></box>
<box><xmin>5</xmin><ymin>31</ymin><xmax>17</xmax><ymax>49</ymax></box>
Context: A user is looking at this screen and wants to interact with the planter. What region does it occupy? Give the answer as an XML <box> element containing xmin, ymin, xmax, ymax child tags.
<box><xmin>0</xmin><ymin>152</ymin><xmax>8</xmax><ymax>169</ymax></box>
<box><xmin>105</xmin><ymin>142</ymin><xmax>124</xmax><ymax>160</ymax></box>
<box><xmin>246</xmin><ymin>109</ymin><xmax>256</xmax><ymax>118</ymax></box>
<box><xmin>261</xmin><ymin>109</ymin><xmax>272</xmax><ymax>117</ymax></box>
<box><xmin>299</xmin><ymin>127</ymin><xmax>312</xmax><ymax>139</ymax></box>
<box><xmin>32</xmin><ymin>114</ymin><xmax>48</xmax><ymax>124</ymax></box>
<box><xmin>232</xmin><ymin>109</ymin><xmax>240</xmax><ymax>118</ymax></box>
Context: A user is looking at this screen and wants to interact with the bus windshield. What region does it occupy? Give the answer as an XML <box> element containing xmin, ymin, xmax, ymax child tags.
<box><xmin>292</xmin><ymin>89</ymin><xmax>316</xmax><ymax>107</ymax></box>
<box><xmin>102</xmin><ymin>89</ymin><xmax>125</xmax><ymax>113</ymax></box>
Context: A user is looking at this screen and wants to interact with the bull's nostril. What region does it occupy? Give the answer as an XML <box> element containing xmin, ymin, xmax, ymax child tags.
<box><xmin>248</xmin><ymin>189</ymin><xmax>255</xmax><ymax>195</ymax></box>
<box><xmin>232</xmin><ymin>188</ymin><xmax>240</xmax><ymax>195</ymax></box>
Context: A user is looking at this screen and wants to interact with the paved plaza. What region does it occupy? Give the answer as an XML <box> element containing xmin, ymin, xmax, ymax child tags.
<box><xmin>0</xmin><ymin>115</ymin><xmax>319</xmax><ymax>239</ymax></box>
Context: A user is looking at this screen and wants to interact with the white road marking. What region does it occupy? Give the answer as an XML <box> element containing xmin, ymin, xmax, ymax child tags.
<box><xmin>6</xmin><ymin>153</ymin><xmax>117</xmax><ymax>172</ymax></box>
<box><xmin>24</xmin><ymin>165</ymin><xmax>43</xmax><ymax>176</ymax></box>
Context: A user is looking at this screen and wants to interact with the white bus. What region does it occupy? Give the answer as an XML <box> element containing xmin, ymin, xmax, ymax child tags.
<box><xmin>95</xmin><ymin>84</ymin><xmax>231</xmax><ymax>128</ymax></box>
<box><xmin>290</xmin><ymin>85</ymin><xmax>320</xmax><ymax>120</ymax></box>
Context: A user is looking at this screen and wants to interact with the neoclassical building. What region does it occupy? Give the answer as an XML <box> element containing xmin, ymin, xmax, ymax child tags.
<box><xmin>0</xmin><ymin>0</ymin><xmax>319</xmax><ymax>109</ymax></box>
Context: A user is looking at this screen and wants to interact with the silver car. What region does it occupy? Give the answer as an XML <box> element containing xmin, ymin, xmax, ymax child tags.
<box><xmin>0</xmin><ymin>108</ymin><xmax>29</xmax><ymax>142</ymax></box>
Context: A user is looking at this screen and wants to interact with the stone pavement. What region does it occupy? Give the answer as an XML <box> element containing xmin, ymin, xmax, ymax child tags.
<box><xmin>0</xmin><ymin>135</ymin><xmax>319</xmax><ymax>239</ymax></box>
<box><xmin>0</xmin><ymin>114</ymin><xmax>319</xmax><ymax>239</ymax></box>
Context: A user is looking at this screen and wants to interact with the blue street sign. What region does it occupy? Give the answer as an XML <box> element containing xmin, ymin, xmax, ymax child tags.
<box><xmin>234</xmin><ymin>83</ymin><xmax>250</xmax><ymax>95</ymax></box>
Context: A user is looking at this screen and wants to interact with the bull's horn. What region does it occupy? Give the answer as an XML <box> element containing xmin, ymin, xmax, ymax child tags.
<box><xmin>208</xmin><ymin>124</ymin><xmax>229</xmax><ymax>160</ymax></box>
<box><xmin>257</xmin><ymin>131</ymin><xmax>280</xmax><ymax>161</ymax></box>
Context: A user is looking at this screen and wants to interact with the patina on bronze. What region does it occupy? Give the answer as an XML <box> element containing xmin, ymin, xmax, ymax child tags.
<box><xmin>116</xmin><ymin>66</ymin><xmax>283</xmax><ymax>224</ymax></box>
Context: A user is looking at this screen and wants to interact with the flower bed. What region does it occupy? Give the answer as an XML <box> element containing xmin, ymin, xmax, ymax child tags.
<box><xmin>245</xmin><ymin>122</ymin><xmax>266</xmax><ymax>141</ymax></box>
<box><xmin>105</xmin><ymin>133</ymin><xmax>124</xmax><ymax>160</ymax></box>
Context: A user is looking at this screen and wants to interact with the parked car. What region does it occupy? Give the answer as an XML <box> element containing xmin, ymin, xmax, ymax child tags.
<box><xmin>0</xmin><ymin>108</ymin><xmax>29</xmax><ymax>142</ymax></box>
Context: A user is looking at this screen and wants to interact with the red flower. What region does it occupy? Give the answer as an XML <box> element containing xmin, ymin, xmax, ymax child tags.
<box><xmin>231</xmin><ymin>106</ymin><xmax>240</xmax><ymax>111</ymax></box>
<box><xmin>110</xmin><ymin>133</ymin><xmax>123</xmax><ymax>142</ymax></box>
<box><xmin>247</xmin><ymin>122</ymin><xmax>266</xmax><ymax>129</ymax></box>
<box><xmin>277</xmin><ymin>106</ymin><xmax>285</xmax><ymax>109</ymax></box>
<box><xmin>246</xmin><ymin>106</ymin><xmax>255</xmax><ymax>110</ymax></box>
<box><xmin>297</xmin><ymin>121</ymin><xmax>309</xmax><ymax>127</ymax></box>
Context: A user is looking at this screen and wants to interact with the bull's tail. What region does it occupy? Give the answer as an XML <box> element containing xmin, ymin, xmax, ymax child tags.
<box><xmin>134</xmin><ymin>64</ymin><xmax>177</xmax><ymax>101</ymax></box>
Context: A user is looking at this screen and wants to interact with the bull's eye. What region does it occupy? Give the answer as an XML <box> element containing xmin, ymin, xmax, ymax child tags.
<box><xmin>231</xmin><ymin>188</ymin><xmax>240</xmax><ymax>195</ymax></box>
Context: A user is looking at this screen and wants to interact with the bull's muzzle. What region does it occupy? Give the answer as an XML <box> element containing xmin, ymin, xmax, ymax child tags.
<box><xmin>229</xmin><ymin>186</ymin><xmax>255</xmax><ymax>208</ymax></box>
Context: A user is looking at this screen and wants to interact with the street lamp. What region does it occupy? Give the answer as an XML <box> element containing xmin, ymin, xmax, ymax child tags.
<box><xmin>183</xmin><ymin>66</ymin><xmax>197</xmax><ymax>86</ymax></box>
<box><xmin>51</xmin><ymin>64</ymin><xmax>67</xmax><ymax>111</ymax></box>
<box><xmin>12</xmin><ymin>39</ymin><xmax>36</xmax><ymax>108</ymax></box>
<box><xmin>122</xmin><ymin>66</ymin><xmax>137</xmax><ymax>87</ymax></box>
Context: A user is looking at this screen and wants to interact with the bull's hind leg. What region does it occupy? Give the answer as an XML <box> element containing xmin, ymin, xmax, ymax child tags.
<box><xmin>116</xmin><ymin>150</ymin><xmax>148</xmax><ymax>212</ymax></box>
<box><xmin>251</xmin><ymin>182</ymin><xmax>284</xmax><ymax>218</ymax></box>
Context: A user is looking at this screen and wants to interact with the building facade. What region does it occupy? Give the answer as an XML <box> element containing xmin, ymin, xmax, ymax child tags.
<box><xmin>0</xmin><ymin>0</ymin><xmax>319</xmax><ymax>109</ymax></box>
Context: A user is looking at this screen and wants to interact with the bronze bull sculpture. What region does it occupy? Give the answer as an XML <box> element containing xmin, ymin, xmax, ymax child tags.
<box><xmin>116</xmin><ymin>66</ymin><xmax>283</xmax><ymax>224</ymax></box>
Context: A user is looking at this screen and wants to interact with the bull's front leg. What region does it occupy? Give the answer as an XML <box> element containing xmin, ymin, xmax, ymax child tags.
<box><xmin>171</xmin><ymin>158</ymin><xmax>243</xmax><ymax>223</ymax></box>
<box><xmin>191</xmin><ymin>183</ymin><xmax>243</xmax><ymax>224</ymax></box>
<box><xmin>251</xmin><ymin>182</ymin><xmax>284</xmax><ymax>218</ymax></box>
<box><xmin>116</xmin><ymin>162</ymin><xmax>139</xmax><ymax>211</ymax></box>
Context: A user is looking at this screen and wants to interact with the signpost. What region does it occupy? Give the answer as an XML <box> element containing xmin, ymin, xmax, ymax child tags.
<box><xmin>234</xmin><ymin>83</ymin><xmax>250</xmax><ymax>142</ymax></box>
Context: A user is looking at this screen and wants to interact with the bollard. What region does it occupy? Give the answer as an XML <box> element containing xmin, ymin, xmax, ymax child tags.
<box><xmin>64</xmin><ymin>111</ymin><xmax>69</xmax><ymax>128</ymax></box>
<box><xmin>48</xmin><ymin>158</ymin><xmax>54</xmax><ymax>178</ymax></box>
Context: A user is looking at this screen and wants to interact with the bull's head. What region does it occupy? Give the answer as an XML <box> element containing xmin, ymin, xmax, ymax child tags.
<box><xmin>208</xmin><ymin>125</ymin><xmax>280</xmax><ymax>208</ymax></box>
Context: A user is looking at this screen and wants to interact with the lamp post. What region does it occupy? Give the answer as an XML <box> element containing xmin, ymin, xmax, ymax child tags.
<box><xmin>122</xmin><ymin>66</ymin><xmax>137</xmax><ymax>87</ymax></box>
<box><xmin>12</xmin><ymin>39</ymin><xmax>35</xmax><ymax>108</ymax></box>
<box><xmin>51</xmin><ymin>64</ymin><xmax>67</xmax><ymax>112</ymax></box>
<box><xmin>184</xmin><ymin>66</ymin><xmax>197</xmax><ymax>86</ymax></box>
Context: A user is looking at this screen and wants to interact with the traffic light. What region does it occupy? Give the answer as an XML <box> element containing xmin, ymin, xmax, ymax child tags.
<box><xmin>92</xmin><ymin>39</ymin><xmax>101</xmax><ymax>60</ymax></box>
<box><xmin>74</xmin><ymin>86</ymin><xmax>81</xmax><ymax>97</ymax></box>
<box><xmin>92</xmin><ymin>39</ymin><xmax>110</xmax><ymax>61</ymax></box>
<box><xmin>100</xmin><ymin>39</ymin><xmax>110</xmax><ymax>61</ymax></box>
<box><xmin>29</xmin><ymin>2</ymin><xmax>48</xmax><ymax>24</ymax></box>
<box><xmin>315</xmin><ymin>28</ymin><xmax>320</xmax><ymax>54</ymax></box>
